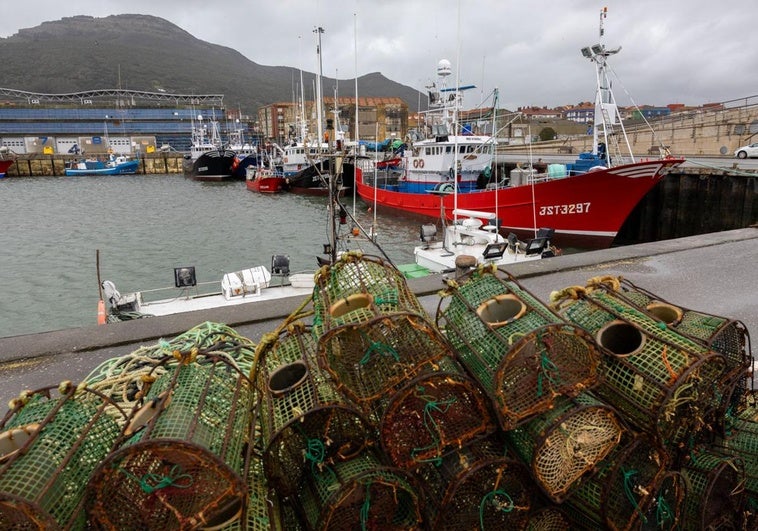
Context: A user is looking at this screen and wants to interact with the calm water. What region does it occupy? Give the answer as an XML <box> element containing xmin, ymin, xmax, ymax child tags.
<box><xmin>0</xmin><ymin>175</ymin><xmax>426</xmax><ymax>337</ymax></box>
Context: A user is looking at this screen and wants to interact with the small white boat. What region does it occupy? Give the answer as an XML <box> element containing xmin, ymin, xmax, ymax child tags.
<box><xmin>100</xmin><ymin>257</ymin><xmax>315</xmax><ymax>322</ymax></box>
<box><xmin>413</xmin><ymin>209</ymin><xmax>558</xmax><ymax>274</ymax></box>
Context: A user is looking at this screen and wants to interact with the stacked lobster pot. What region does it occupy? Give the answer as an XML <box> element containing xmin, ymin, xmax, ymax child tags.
<box><xmin>413</xmin><ymin>434</ymin><xmax>534</xmax><ymax>530</ymax></box>
<box><xmin>551</xmin><ymin>277</ymin><xmax>728</xmax><ymax>455</ymax></box>
<box><xmin>711</xmin><ymin>403</ymin><xmax>758</xmax><ymax>530</ymax></box>
<box><xmin>435</xmin><ymin>265</ymin><xmax>604</xmax><ymax>431</ymax></box>
<box><xmin>313</xmin><ymin>253</ymin><xmax>496</xmax><ymax>472</ymax></box>
<box><xmin>560</xmin><ymin>432</ymin><xmax>687</xmax><ymax>530</ymax></box>
<box><xmin>0</xmin><ymin>383</ymin><xmax>126</xmax><ymax>529</ymax></box>
<box><xmin>678</xmin><ymin>446</ymin><xmax>746</xmax><ymax>530</ymax></box>
<box><xmin>584</xmin><ymin>276</ymin><xmax>753</xmax><ymax>435</ymax></box>
<box><xmin>86</xmin><ymin>352</ymin><xmax>255</xmax><ymax>529</ymax></box>
<box><xmin>435</xmin><ymin>266</ymin><xmax>626</xmax><ymax>511</ymax></box>
<box><xmin>255</xmin><ymin>322</ymin><xmax>420</xmax><ymax>530</ymax></box>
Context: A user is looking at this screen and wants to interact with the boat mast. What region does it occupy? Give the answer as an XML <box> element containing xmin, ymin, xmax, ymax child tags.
<box><xmin>314</xmin><ymin>26</ymin><xmax>325</xmax><ymax>146</ymax></box>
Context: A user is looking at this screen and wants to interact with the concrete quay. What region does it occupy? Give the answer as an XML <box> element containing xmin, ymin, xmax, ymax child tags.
<box><xmin>1</xmin><ymin>227</ymin><xmax>756</xmax><ymax>409</ymax></box>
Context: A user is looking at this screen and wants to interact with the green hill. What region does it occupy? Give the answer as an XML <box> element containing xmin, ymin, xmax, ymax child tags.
<box><xmin>0</xmin><ymin>14</ymin><xmax>424</xmax><ymax>112</ymax></box>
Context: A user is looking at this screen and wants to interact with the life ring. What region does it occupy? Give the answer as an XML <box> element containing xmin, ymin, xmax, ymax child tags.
<box><xmin>284</xmin><ymin>157</ymin><xmax>288</xmax><ymax>163</ymax></box>
<box><xmin>413</xmin><ymin>159</ymin><xmax>419</xmax><ymax>168</ymax></box>
<box><xmin>418</xmin><ymin>159</ymin><xmax>424</xmax><ymax>168</ymax></box>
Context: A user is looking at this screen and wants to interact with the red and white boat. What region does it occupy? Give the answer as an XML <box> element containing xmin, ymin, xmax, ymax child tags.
<box><xmin>246</xmin><ymin>166</ymin><xmax>287</xmax><ymax>193</ymax></box>
<box><xmin>356</xmin><ymin>17</ymin><xmax>684</xmax><ymax>248</ymax></box>
<box><xmin>0</xmin><ymin>147</ymin><xmax>16</xmax><ymax>178</ymax></box>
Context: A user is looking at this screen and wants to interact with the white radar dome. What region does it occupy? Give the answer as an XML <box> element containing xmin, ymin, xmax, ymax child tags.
<box><xmin>437</xmin><ymin>59</ymin><xmax>452</xmax><ymax>77</ymax></box>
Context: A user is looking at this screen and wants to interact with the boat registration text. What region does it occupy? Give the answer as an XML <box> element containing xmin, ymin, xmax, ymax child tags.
<box><xmin>539</xmin><ymin>202</ymin><xmax>591</xmax><ymax>216</ymax></box>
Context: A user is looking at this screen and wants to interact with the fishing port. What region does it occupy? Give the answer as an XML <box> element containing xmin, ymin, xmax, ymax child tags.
<box><xmin>2</xmin><ymin>6</ymin><xmax>758</xmax><ymax>529</ymax></box>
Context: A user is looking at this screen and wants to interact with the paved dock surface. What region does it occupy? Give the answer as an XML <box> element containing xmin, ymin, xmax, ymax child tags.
<box><xmin>1</xmin><ymin>228</ymin><xmax>756</xmax><ymax>408</ymax></box>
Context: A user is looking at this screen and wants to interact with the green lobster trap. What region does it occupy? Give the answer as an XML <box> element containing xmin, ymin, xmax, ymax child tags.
<box><xmin>379</xmin><ymin>355</ymin><xmax>496</xmax><ymax>470</ymax></box>
<box><xmin>436</xmin><ymin>266</ymin><xmax>602</xmax><ymax>430</ymax></box>
<box><xmin>713</xmin><ymin>403</ymin><xmax>758</xmax><ymax>526</ymax></box>
<box><xmin>312</xmin><ymin>251</ymin><xmax>425</xmax><ymax>337</ymax></box>
<box><xmin>553</xmin><ymin>283</ymin><xmax>726</xmax><ymax>449</ymax></box>
<box><xmin>87</xmin><ymin>353</ymin><xmax>254</xmax><ymax>530</ymax></box>
<box><xmin>585</xmin><ymin>276</ymin><xmax>754</xmax><ymax>427</ymax></box>
<box><xmin>0</xmin><ymin>383</ymin><xmax>125</xmax><ymax>530</ymax></box>
<box><xmin>562</xmin><ymin>433</ymin><xmax>685</xmax><ymax>531</ymax></box>
<box><xmin>317</xmin><ymin>310</ymin><xmax>453</xmax><ymax>405</ymax></box>
<box><xmin>292</xmin><ymin>448</ymin><xmax>423</xmax><ymax>530</ymax></box>
<box><xmin>256</xmin><ymin>322</ymin><xmax>375</xmax><ymax>499</ymax></box>
<box><xmin>505</xmin><ymin>392</ymin><xmax>625</xmax><ymax>503</ymax></box>
<box><xmin>680</xmin><ymin>447</ymin><xmax>745</xmax><ymax>531</ymax></box>
<box><xmin>414</xmin><ymin>435</ymin><xmax>533</xmax><ymax>530</ymax></box>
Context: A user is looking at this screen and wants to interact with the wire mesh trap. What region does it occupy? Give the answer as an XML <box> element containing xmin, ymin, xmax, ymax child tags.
<box><xmin>0</xmin><ymin>383</ymin><xmax>126</xmax><ymax>530</ymax></box>
<box><xmin>83</xmin><ymin>321</ymin><xmax>257</xmax><ymax>414</ymax></box>
<box><xmin>505</xmin><ymin>392</ymin><xmax>625</xmax><ymax>503</ymax></box>
<box><xmin>86</xmin><ymin>353</ymin><xmax>254</xmax><ymax>530</ymax></box>
<box><xmin>256</xmin><ymin>322</ymin><xmax>374</xmax><ymax>499</ymax></box>
<box><xmin>585</xmin><ymin>276</ymin><xmax>754</xmax><ymax>428</ymax></box>
<box><xmin>414</xmin><ymin>435</ymin><xmax>533</xmax><ymax>530</ymax></box>
<box><xmin>311</xmin><ymin>251</ymin><xmax>426</xmax><ymax>338</ymax></box>
<box><xmin>379</xmin><ymin>355</ymin><xmax>496</xmax><ymax>470</ymax></box>
<box><xmin>552</xmin><ymin>286</ymin><xmax>726</xmax><ymax>450</ymax></box>
<box><xmin>562</xmin><ymin>433</ymin><xmax>684</xmax><ymax>531</ymax></box>
<box><xmin>680</xmin><ymin>447</ymin><xmax>745</xmax><ymax>531</ymax></box>
<box><xmin>525</xmin><ymin>506</ymin><xmax>572</xmax><ymax>531</ymax></box>
<box><xmin>292</xmin><ymin>449</ymin><xmax>423</xmax><ymax>530</ymax></box>
<box><xmin>436</xmin><ymin>266</ymin><xmax>602</xmax><ymax>430</ymax></box>
<box><xmin>317</xmin><ymin>310</ymin><xmax>452</xmax><ymax>405</ymax></box>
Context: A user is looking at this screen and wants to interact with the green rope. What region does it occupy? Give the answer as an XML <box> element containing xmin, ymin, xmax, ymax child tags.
<box><xmin>479</xmin><ymin>489</ymin><xmax>513</xmax><ymax>530</ymax></box>
<box><xmin>121</xmin><ymin>464</ymin><xmax>192</xmax><ymax>494</ymax></box>
<box><xmin>536</xmin><ymin>350</ymin><xmax>560</xmax><ymax>397</ymax></box>
<box><xmin>305</xmin><ymin>437</ymin><xmax>336</xmax><ymax>483</ymax></box>
<box><xmin>358</xmin><ymin>329</ymin><xmax>399</xmax><ymax>365</ymax></box>
<box><xmin>360</xmin><ymin>484</ymin><xmax>371</xmax><ymax>531</ymax></box>
<box><xmin>622</xmin><ymin>468</ymin><xmax>647</xmax><ymax>524</ymax></box>
<box><xmin>410</xmin><ymin>390</ymin><xmax>457</xmax><ymax>463</ymax></box>
<box><xmin>656</xmin><ymin>492</ymin><xmax>674</xmax><ymax>527</ymax></box>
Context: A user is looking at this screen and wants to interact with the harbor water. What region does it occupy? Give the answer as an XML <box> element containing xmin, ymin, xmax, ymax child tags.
<box><xmin>0</xmin><ymin>174</ymin><xmax>430</xmax><ymax>337</ymax></box>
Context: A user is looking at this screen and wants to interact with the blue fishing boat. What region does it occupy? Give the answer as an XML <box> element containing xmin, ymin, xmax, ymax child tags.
<box><xmin>65</xmin><ymin>154</ymin><xmax>139</xmax><ymax>176</ymax></box>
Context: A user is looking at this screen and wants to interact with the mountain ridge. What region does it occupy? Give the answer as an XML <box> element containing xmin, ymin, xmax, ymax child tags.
<box><xmin>0</xmin><ymin>14</ymin><xmax>424</xmax><ymax>113</ymax></box>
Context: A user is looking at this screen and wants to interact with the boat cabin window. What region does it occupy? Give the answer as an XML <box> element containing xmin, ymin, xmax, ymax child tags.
<box><xmin>446</xmin><ymin>146</ymin><xmax>452</xmax><ymax>153</ymax></box>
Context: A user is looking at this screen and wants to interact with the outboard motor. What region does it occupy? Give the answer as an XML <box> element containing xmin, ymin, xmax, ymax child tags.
<box><xmin>101</xmin><ymin>280</ymin><xmax>139</xmax><ymax>312</ymax></box>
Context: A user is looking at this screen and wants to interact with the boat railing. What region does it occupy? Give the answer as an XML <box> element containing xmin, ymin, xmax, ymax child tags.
<box><xmin>137</xmin><ymin>280</ymin><xmax>219</xmax><ymax>302</ymax></box>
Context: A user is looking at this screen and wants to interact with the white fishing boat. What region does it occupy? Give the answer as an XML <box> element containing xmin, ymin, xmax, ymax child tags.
<box><xmin>99</xmin><ymin>257</ymin><xmax>315</xmax><ymax>322</ymax></box>
<box><xmin>412</xmin><ymin>208</ymin><xmax>557</xmax><ymax>274</ymax></box>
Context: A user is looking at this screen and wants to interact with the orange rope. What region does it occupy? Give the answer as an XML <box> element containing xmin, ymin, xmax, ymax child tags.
<box><xmin>661</xmin><ymin>346</ymin><xmax>678</xmax><ymax>383</ymax></box>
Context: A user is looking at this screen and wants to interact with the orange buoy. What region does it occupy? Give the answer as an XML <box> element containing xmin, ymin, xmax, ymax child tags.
<box><xmin>97</xmin><ymin>299</ymin><xmax>106</xmax><ymax>325</ymax></box>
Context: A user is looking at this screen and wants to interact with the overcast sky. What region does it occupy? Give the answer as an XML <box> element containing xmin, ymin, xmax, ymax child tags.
<box><xmin>2</xmin><ymin>0</ymin><xmax>756</xmax><ymax>110</ymax></box>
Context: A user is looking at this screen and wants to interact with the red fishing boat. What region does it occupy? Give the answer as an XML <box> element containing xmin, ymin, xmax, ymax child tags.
<box><xmin>246</xmin><ymin>166</ymin><xmax>287</xmax><ymax>193</ymax></box>
<box><xmin>0</xmin><ymin>147</ymin><xmax>16</xmax><ymax>178</ymax></box>
<box><xmin>355</xmin><ymin>14</ymin><xmax>684</xmax><ymax>248</ymax></box>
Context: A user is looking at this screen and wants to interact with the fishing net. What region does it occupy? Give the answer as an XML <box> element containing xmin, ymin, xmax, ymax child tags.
<box><xmin>0</xmin><ymin>383</ymin><xmax>125</xmax><ymax>530</ymax></box>
<box><xmin>562</xmin><ymin>433</ymin><xmax>683</xmax><ymax>531</ymax></box>
<box><xmin>414</xmin><ymin>435</ymin><xmax>532</xmax><ymax>530</ymax></box>
<box><xmin>84</xmin><ymin>321</ymin><xmax>257</xmax><ymax>414</ymax></box>
<box><xmin>312</xmin><ymin>251</ymin><xmax>425</xmax><ymax>338</ymax></box>
<box><xmin>87</xmin><ymin>353</ymin><xmax>254</xmax><ymax>529</ymax></box>
<box><xmin>293</xmin><ymin>449</ymin><xmax>423</xmax><ymax>530</ymax></box>
<box><xmin>552</xmin><ymin>284</ymin><xmax>726</xmax><ymax>450</ymax></box>
<box><xmin>436</xmin><ymin>266</ymin><xmax>602</xmax><ymax>430</ymax></box>
<box><xmin>585</xmin><ymin>276</ymin><xmax>754</xmax><ymax>430</ymax></box>
<box><xmin>256</xmin><ymin>322</ymin><xmax>374</xmax><ymax>499</ymax></box>
<box><xmin>379</xmin><ymin>355</ymin><xmax>495</xmax><ymax>470</ymax></box>
<box><xmin>317</xmin><ymin>311</ymin><xmax>452</xmax><ymax>405</ymax></box>
<box><xmin>679</xmin><ymin>447</ymin><xmax>745</xmax><ymax>530</ymax></box>
<box><xmin>526</xmin><ymin>506</ymin><xmax>572</xmax><ymax>531</ymax></box>
<box><xmin>505</xmin><ymin>392</ymin><xmax>624</xmax><ymax>503</ymax></box>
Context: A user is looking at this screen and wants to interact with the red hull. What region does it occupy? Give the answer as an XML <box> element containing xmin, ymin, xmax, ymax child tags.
<box><xmin>0</xmin><ymin>159</ymin><xmax>15</xmax><ymax>177</ymax></box>
<box><xmin>246</xmin><ymin>176</ymin><xmax>287</xmax><ymax>193</ymax></box>
<box><xmin>356</xmin><ymin>158</ymin><xmax>684</xmax><ymax>248</ymax></box>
